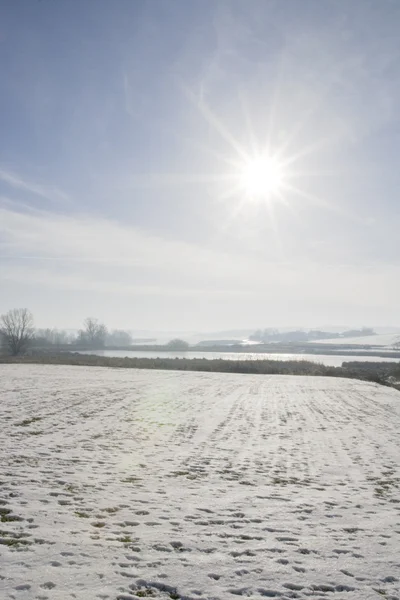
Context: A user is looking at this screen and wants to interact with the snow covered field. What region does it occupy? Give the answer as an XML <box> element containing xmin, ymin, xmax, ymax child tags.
<box><xmin>1</xmin><ymin>365</ymin><xmax>400</xmax><ymax>600</ymax></box>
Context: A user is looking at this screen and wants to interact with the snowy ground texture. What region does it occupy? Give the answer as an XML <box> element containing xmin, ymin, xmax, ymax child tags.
<box><xmin>1</xmin><ymin>365</ymin><xmax>400</xmax><ymax>600</ymax></box>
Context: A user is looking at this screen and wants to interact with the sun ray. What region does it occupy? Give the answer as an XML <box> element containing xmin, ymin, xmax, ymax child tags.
<box><xmin>238</xmin><ymin>90</ymin><xmax>259</xmax><ymax>157</ymax></box>
<box><xmin>183</xmin><ymin>85</ymin><xmax>249</xmax><ymax>161</ymax></box>
<box><xmin>275</xmin><ymin>55</ymin><xmax>353</xmax><ymax>159</ymax></box>
<box><xmin>263</xmin><ymin>50</ymin><xmax>289</xmax><ymax>157</ymax></box>
<box><xmin>282</xmin><ymin>182</ymin><xmax>365</xmax><ymax>224</ymax></box>
<box><xmin>158</xmin><ymin>123</ymin><xmax>244</xmax><ymax>171</ymax></box>
<box><xmin>280</xmin><ymin>131</ymin><xmax>346</xmax><ymax>169</ymax></box>
<box><xmin>126</xmin><ymin>172</ymin><xmax>234</xmax><ymax>189</ymax></box>
<box><xmin>124</xmin><ymin>68</ymin><xmax>357</xmax><ymax>248</ymax></box>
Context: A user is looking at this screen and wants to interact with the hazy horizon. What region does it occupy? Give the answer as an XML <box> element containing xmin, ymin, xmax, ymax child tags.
<box><xmin>25</xmin><ymin>324</ymin><xmax>400</xmax><ymax>339</ymax></box>
<box><xmin>1</xmin><ymin>0</ymin><xmax>400</xmax><ymax>330</ymax></box>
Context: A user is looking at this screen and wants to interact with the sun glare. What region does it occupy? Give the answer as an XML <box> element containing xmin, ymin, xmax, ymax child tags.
<box><xmin>240</xmin><ymin>155</ymin><xmax>285</xmax><ymax>199</ymax></box>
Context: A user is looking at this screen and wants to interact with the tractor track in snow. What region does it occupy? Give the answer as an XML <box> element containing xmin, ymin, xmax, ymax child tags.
<box><xmin>1</xmin><ymin>364</ymin><xmax>400</xmax><ymax>600</ymax></box>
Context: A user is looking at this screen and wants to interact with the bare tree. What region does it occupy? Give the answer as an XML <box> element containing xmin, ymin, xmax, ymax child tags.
<box><xmin>0</xmin><ymin>308</ymin><xmax>34</xmax><ymax>356</ymax></box>
<box><xmin>34</xmin><ymin>328</ymin><xmax>74</xmax><ymax>347</ymax></box>
<box><xmin>77</xmin><ymin>317</ymin><xmax>107</xmax><ymax>348</ymax></box>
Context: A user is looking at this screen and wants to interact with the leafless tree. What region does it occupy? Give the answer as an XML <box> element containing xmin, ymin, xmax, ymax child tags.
<box><xmin>0</xmin><ymin>308</ymin><xmax>34</xmax><ymax>356</ymax></box>
<box><xmin>34</xmin><ymin>328</ymin><xmax>74</xmax><ymax>347</ymax></box>
<box><xmin>77</xmin><ymin>317</ymin><xmax>107</xmax><ymax>348</ymax></box>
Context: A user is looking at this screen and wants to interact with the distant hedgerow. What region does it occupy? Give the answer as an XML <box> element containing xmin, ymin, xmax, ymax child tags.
<box><xmin>1</xmin><ymin>352</ymin><xmax>399</xmax><ymax>390</ymax></box>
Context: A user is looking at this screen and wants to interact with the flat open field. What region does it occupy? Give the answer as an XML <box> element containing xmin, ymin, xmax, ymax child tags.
<box><xmin>1</xmin><ymin>365</ymin><xmax>400</xmax><ymax>600</ymax></box>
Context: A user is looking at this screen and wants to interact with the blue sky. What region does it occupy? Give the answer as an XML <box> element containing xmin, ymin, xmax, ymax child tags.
<box><xmin>1</xmin><ymin>0</ymin><xmax>400</xmax><ymax>331</ymax></box>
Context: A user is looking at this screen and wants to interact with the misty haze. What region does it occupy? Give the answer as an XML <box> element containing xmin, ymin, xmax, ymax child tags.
<box><xmin>1</xmin><ymin>1</ymin><xmax>400</xmax><ymax>599</ymax></box>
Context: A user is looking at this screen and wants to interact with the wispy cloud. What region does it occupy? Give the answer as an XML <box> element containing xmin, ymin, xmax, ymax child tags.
<box><xmin>0</xmin><ymin>263</ymin><xmax>252</xmax><ymax>298</ymax></box>
<box><xmin>0</xmin><ymin>206</ymin><xmax>399</xmax><ymax>316</ymax></box>
<box><xmin>0</xmin><ymin>206</ymin><xmax>260</xmax><ymax>293</ymax></box>
<box><xmin>0</xmin><ymin>167</ymin><xmax>70</xmax><ymax>205</ymax></box>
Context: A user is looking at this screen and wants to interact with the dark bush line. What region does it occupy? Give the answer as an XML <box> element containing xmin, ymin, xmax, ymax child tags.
<box><xmin>342</xmin><ymin>361</ymin><xmax>400</xmax><ymax>386</ymax></box>
<box><xmin>1</xmin><ymin>353</ymin><xmax>400</xmax><ymax>390</ymax></box>
<box><xmin>343</xmin><ymin>360</ymin><xmax>400</xmax><ymax>373</ymax></box>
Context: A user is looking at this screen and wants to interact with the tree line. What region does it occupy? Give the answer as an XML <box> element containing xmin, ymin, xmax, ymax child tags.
<box><xmin>0</xmin><ymin>309</ymin><xmax>134</xmax><ymax>356</ymax></box>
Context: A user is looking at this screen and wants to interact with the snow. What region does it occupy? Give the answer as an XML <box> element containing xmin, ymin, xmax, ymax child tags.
<box><xmin>313</xmin><ymin>333</ymin><xmax>400</xmax><ymax>347</ymax></box>
<box><xmin>1</xmin><ymin>364</ymin><xmax>400</xmax><ymax>600</ymax></box>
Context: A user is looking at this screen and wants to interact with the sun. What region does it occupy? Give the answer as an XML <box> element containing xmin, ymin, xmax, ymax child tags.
<box><xmin>240</xmin><ymin>155</ymin><xmax>285</xmax><ymax>199</ymax></box>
